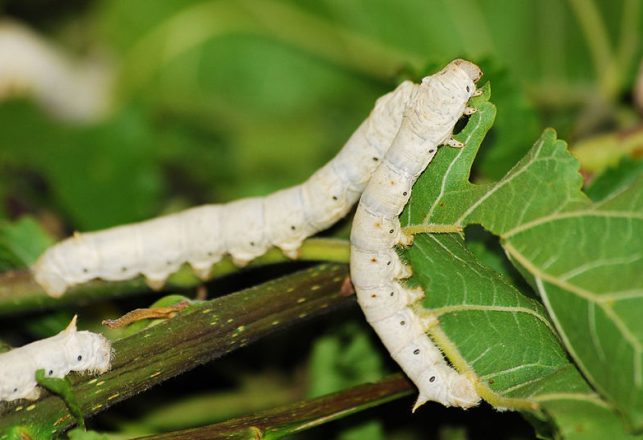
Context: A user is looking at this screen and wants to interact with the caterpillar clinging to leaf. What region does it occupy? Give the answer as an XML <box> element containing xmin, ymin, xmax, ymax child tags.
<box><xmin>350</xmin><ymin>59</ymin><xmax>482</xmax><ymax>410</ymax></box>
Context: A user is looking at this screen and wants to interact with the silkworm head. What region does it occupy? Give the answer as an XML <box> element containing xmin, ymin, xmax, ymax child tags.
<box><xmin>63</xmin><ymin>330</ymin><xmax>112</xmax><ymax>374</ymax></box>
<box><xmin>33</xmin><ymin>235</ymin><xmax>105</xmax><ymax>296</ymax></box>
<box><xmin>451</xmin><ymin>59</ymin><xmax>483</xmax><ymax>83</ymax></box>
<box><xmin>32</xmin><ymin>251</ymin><xmax>69</xmax><ymax>297</ymax></box>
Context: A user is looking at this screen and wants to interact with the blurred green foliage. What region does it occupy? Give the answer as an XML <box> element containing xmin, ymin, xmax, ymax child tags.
<box><xmin>1</xmin><ymin>0</ymin><xmax>641</xmax><ymax>232</ymax></box>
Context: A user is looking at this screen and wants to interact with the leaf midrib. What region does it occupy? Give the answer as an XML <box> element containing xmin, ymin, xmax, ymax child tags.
<box><xmin>430</xmin><ymin>304</ymin><xmax>556</xmax><ymax>335</ymax></box>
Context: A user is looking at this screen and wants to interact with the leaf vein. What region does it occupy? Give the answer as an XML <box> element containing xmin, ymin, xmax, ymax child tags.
<box><xmin>532</xmin><ymin>392</ymin><xmax>611</xmax><ymax>408</ymax></box>
<box><xmin>559</xmin><ymin>254</ymin><xmax>642</xmax><ymax>281</ymax></box>
<box><xmin>481</xmin><ymin>363</ymin><xmax>557</xmax><ymax>381</ymax></box>
<box><xmin>503</xmin><ymin>210</ymin><xmax>643</xmax><ymax>238</ymax></box>
<box><xmin>588</xmin><ymin>302</ymin><xmax>607</xmax><ymax>362</ymax></box>
<box><xmin>430</xmin><ymin>304</ymin><xmax>556</xmax><ymax>335</ymax></box>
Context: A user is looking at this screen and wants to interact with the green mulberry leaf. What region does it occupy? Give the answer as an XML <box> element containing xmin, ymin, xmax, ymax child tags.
<box><xmin>401</xmin><ymin>83</ymin><xmax>642</xmax><ymax>437</ymax></box>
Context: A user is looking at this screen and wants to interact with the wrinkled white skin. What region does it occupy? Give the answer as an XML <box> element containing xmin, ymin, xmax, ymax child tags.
<box><xmin>350</xmin><ymin>59</ymin><xmax>482</xmax><ymax>410</ymax></box>
<box><xmin>33</xmin><ymin>80</ymin><xmax>419</xmax><ymax>297</ymax></box>
<box><xmin>0</xmin><ymin>20</ymin><xmax>113</xmax><ymax>122</ymax></box>
<box><xmin>0</xmin><ymin>316</ymin><xmax>111</xmax><ymax>402</ymax></box>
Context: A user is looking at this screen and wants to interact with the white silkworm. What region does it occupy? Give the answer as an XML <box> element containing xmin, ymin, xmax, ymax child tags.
<box><xmin>32</xmin><ymin>80</ymin><xmax>417</xmax><ymax>297</ymax></box>
<box><xmin>350</xmin><ymin>59</ymin><xmax>482</xmax><ymax>410</ymax></box>
<box><xmin>0</xmin><ymin>20</ymin><xmax>113</xmax><ymax>122</ymax></box>
<box><xmin>0</xmin><ymin>316</ymin><xmax>111</xmax><ymax>402</ymax></box>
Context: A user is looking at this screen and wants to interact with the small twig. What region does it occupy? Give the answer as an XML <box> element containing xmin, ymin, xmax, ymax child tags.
<box><xmin>566</xmin><ymin>0</ymin><xmax>620</xmax><ymax>99</ymax></box>
<box><xmin>402</xmin><ymin>224</ymin><xmax>464</xmax><ymax>235</ymax></box>
<box><xmin>102</xmin><ymin>301</ymin><xmax>191</xmax><ymax>329</ymax></box>
<box><xmin>134</xmin><ymin>374</ymin><xmax>413</xmax><ymax>439</ymax></box>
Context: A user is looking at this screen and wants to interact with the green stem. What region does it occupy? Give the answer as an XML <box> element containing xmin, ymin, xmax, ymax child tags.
<box><xmin>567</xmin><ymin>0</ymin><xmax>617</xmax><ymax>98</ymax></box>
<box><xmin>0</xmin><ymin>263</ymin><xmax>352</xmax><ymax>436</ymax></box>
<box><xmin>615</xmin><ymin>0</ymin><xmax>641</xmax><ymax>82</ymax></box>
<box><xmin>134</xmin><ymin>374</ymin><xmax>413</xmax><ymax>440</ymax></box>
<box><xmin>0</xmin><ymin>238</ymin><xmax>349</xmax><ymax>316</ymax></box>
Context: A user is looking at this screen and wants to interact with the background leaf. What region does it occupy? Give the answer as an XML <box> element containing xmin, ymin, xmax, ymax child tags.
<box><xmin>0</xmin><ymin>216</ymin><xmax>52</xmax><ymax>270</ymax></box>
